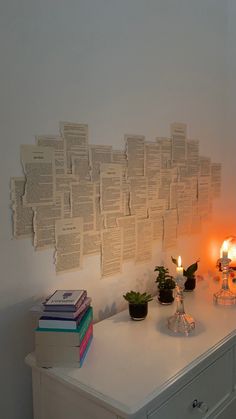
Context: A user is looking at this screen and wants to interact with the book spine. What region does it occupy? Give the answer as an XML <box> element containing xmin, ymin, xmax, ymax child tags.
<box><xmin>79</xmin><ymin>309</ymin><xmax>93</xmax><ymax>342</ymax></box>
<box><xmin>79</xmin><ymin>323</ymin><xmax>93</xmax><ymax>358</ymax></box>
<box><xmin>80</xmin><ymin>335</ymin><xmax>93</xmax><ymax>367</ymax></box>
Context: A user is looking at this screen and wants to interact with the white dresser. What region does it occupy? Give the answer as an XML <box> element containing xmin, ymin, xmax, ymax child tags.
<box><xmin>25</xmin><ymin>280</ymin><xmax>236</xmax><ymax>419</ymax></box>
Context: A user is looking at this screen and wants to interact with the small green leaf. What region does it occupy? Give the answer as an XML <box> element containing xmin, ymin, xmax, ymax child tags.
<box><xmin>171</xmin><ymin>256</ymin><xmax>178</xmax><ymax>266</ymax></box>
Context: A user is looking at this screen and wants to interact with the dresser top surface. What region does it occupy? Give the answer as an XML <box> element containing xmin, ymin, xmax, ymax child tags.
<box><xmin>26</xmin><ymin>279</ymin><xmax>236</xmax><ymax>416</ymax></box>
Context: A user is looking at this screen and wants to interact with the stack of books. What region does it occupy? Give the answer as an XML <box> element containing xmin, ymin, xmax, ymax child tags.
<box><xmin>35</xmin><ymin>289</ymin><xmax>93</xmax><ymax>367</ymax></box>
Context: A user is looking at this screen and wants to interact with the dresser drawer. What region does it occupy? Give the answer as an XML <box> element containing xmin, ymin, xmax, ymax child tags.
<box><xmin>148</xmin><ymin>349</ymin><xmax>233</xmax><ymax>419</ymax></box>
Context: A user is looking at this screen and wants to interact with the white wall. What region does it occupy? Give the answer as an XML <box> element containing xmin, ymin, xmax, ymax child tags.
<box><xmin>0</xmin><ymin>1</ymin><xmax>232</xmax><ymax>418</ymax></box>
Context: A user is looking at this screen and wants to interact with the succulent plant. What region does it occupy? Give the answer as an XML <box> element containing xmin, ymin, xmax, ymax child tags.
<box><xmin>123</xmin><ymin>291</ymin><xmax>153</xmax><ymax>304</ymax></box>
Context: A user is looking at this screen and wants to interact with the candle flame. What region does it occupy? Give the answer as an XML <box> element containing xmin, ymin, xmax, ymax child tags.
<box><xmin>222</xmin><ymin>240</ymin><xmax>228</xmax><ymax>252</ymax></box>
<box><xmin>178</xmin><ymin>256</ymin><xmax>182</xmax><ymax>267</ymax></box>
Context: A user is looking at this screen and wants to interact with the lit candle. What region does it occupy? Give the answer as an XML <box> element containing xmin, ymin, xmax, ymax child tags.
<box><xmin>176</xmin><ymin>256</ymin><xmax>184</xmax><ymax>279</ymax></box>
<box><xmin>222</xmin><ymin>241</ymin><xmax>228</xmax><ymax>259</ymax></box>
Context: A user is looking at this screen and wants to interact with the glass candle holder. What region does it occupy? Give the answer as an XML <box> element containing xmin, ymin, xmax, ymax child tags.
<box><xmin>168</xmin><ymin>276</ymin><xmax>195</xmax><ymax>336</ymax></box>
<box><xmin>213</xmin><ymin>256</ymin><xmax>236</xmax><ymax>305</ymax></box>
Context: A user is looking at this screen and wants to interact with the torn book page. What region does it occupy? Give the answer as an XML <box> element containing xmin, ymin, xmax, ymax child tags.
<box><xmin>55</xmin><ymin>174</ymin><xmax>78</xmax><ymax>218</ymax></box>
<box><xmin>148</xmin><ymin>208</ymin><xmax>164</xmax><ymax>242</ymax></box>
<box><xmin>21</xmin><ymin>145</ymin><xmax>55</xmax><ymax>206</ymax></box>
<box><xmin>10</xmin><ymin>177</ymin><xmax>33</xmax><ymax>238</ymax></box>
<box><xmin>36</xmin><ymin>135</ymin><xmax>66</xmax><ymax>175</ymax></box>
<box><xmin>156</xmin><ymin>137</ymin><xmax>172</xmax><ymax>169</ymax></box>
<box><xmin>112</xmin><ymin>149</ymin><xmax>127</xmax><ymax>180</ymax></box>
<box><xmin>60</xmin><ymin>122</ymin><xmax>89</xmax><ymax>174</ymax></box>
<box><xmin>211</xmin><ymin>163</ymin><xmax>221</xmax><ymax>198</ymax></box>
<box><xmin>33</xmin><ymin>194</ymin><xmax>63</xmax><ymax>250</ymax></box>
<box><xmin>89</xmin><ymin>145</ymin><xmax>112</xmax><ymax>182</ymax></box>
<box><xmin>198</xmin><ymin>156</ymin><xmax>211</xmax><ymax>177</ymax></box>
<box><xmin>54</xmin><ymin>217</ymin><xmax>83</xmax><ymax>274</ymax></box>
<box><xmin>171</xmin><ymin>122</ymin><xmax>187</xmax><ymax>164</ymax></box>
<box><xmin>135</xmin><ymin>219</ymin><xmax>152</xmax><ymax>263</ymax></box>
<box><xmin>125</xmin><ymin>134</ymin><xmax>145</xmax><ymax>178</ymax></box>
<box><xmin>71</xmin><ymin>154</ymin><xmax>90</xmax><ymax>181</ymax></box>
<box><xmin>117</xmin><ymin>215</ymin><xmax>136</xmax><ymax>261</ymax></box>
<box><xmin>163</xmin><ymin>209</ymin><xmax>178</xmax><ymax>250</ymax></box>
<box><xmin>186</xmin><ymin>139</ymin><xmax>199</xmax><ymax>176</ymax></box>
<box><xmin>129</xmin><ymin>176</ymin><xmax>148</xmax><ymax>219</ymax></box>
<box><xmin>100</xmin><ymin>163</ymin><xmax>123</xmax><ymax>213</ymax></box>
<box><xmin>197</xmin><ymin>175</ymin><xmax>212</xmax><ymax>220</ymax></box>
<box><xmin>83</xmin><ymin>231</ymin><xmax>101</xmax><ymax>256</ymax></box>
<box><xmin>70</xmin><ymin>181</ymin><xmax>96</xmax><ymax>232</ymax></box>
<box><xmin>101</xmin><ymin>227</ymin><xmax>122</xmax><ymax>277</ymax></box>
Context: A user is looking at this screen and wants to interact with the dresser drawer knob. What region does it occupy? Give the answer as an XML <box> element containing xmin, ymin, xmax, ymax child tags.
<box><xmin>192</xmin><ymin>399</ymin><xmax>209</xmax><ymax>413</ymax></box>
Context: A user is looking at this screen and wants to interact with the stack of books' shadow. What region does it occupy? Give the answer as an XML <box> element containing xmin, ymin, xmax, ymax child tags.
<box><xmin>35</xmin><ymin>290</ymin><xmax>93</xmax><ymax>368</ymax></box>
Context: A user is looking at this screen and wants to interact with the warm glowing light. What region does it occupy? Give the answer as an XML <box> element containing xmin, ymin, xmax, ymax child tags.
<box><xmin>222</xmin><ymin>241</ymin><xmax>228</xmax><ymax>259</ymax></box>
<box><xmin>178</xmin><ymin>256</ymin><xmax>182</xmax><ymax>267</ymax></box>
<box><xmin>220</xmin><ymin>236</ymin><xmax>236</xmax><ymax>265</ymax></box>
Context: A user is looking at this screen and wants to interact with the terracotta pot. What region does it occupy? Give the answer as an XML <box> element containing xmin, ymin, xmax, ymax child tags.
<box><xmin>184</xmin><ymin>276</ymin><xmax>196</xmax><ymax>291</ymax></box>
<box><xmin>158</xmin><ymin>289</ymin><xmax>174</xmax><ymax>304</ymax></box>
<box><xmin>129</xmin><ymin>303</ymin><xmax>148</xmax><ymax>320</ymax></box>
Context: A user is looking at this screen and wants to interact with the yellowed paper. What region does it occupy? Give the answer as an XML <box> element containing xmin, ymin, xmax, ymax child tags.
<box><xmin>199</xmin><ymin>156</ymin><xmax>211</xmax><ymax>177</ymax></box>
<box><xmin>100</xmin><ymin>163</ymin><xmax>123</xmax><ymax>213</ymax></box>
<box><xmin>163</xmin><ymin>209</ymin><xmax>178</xmax><ymax>250</ymax></box>
<box><xmin>101</xmin><ymin>228</ymin><xmax>122</xmax><ymax>277</ymax></box>
<box><xmin>36</xmin><ymin>135</ymin><xmax>66</xmax><ymax>175</ymax></box>
<box><xmin>21</xmin><ymin>145</ymin><xmax>55</xmax><ymax>206</ymax></box>
<box><xmin>83</xmin><ymin>231</ymin><xmax>101</xmax><ymax>256</ymax></box>
<box><xmin>129</xmin><ymin>176</ymin><xmax>148</xmax><ymax>219</ymax></box>
<box><xmin>60</xmin><ymin>121</ymin><xmax>89</xmax><ymax>174</ymax></box>
<box><xmin>11</xmin><ymin>177</ymin><xmax>33</xmax><ymax>238</ymax></box>
<box><xmin>55</xmin><ymin>174</ymin><xmax>78</xmax><ymax>218</ymax></box>
<box><xmin>171</xmin><ymin>122</ymin><xmax>187</xmax><ymax>164</ymax></box>
<box><xmin>125</xmin><ymin>134</ymin><xmax>145</xmax><ymax>178</ymax></box>
<box><xmin>135</xmin><ymin>219</ymin><xmax>152</xmax><ymax>263</ymax></box>
<box><xmin>89</xmin><ymin>145</ymin><xmax>112</xmax><ymax>182</ymax></box>
<box><xmin>117</xmin><ymin>215</ymin><xmax>136</xmax><ymax>261</ymax></box>
<box><xmin>55</xmin><ymin>217</ymin><xmax>83</xmax><ymax>274</ymax></box>
<box><xmin>156</xmin><ymin>137</ymin><xmax>172</xmax><ymax>169</ymax></box>
<box><xmin>70</xmin><ymin>181</ymin><xmax>95</xmax><ymax>232</ymax></box>
<box><xmin>148</xmin><ymin>208</ymin><xmax>164</xmax><ymax>241</ymax></box>
<box><xmin>33</xmin><ymin>194</ymin><xmax>63</xmax><ymax>250</ymax></box>
<box><xmin>211</xmin><ymin>163</ymin><xmax>221</xmax><ymax>198</ymax></box>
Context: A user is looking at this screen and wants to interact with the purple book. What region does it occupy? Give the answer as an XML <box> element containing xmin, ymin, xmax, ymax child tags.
<box><xmin>42</xmin><ymin>297</ymin><xmax>91</xmax><ymax>319</ymax></box>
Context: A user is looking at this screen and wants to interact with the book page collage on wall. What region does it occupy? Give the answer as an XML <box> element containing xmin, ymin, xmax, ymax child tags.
<box><xmin>10</xmin><ymin>122</ymin><xmax>221</xmax><ymax>277</ymax></box>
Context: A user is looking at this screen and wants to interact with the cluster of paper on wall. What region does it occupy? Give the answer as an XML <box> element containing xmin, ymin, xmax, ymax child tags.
<box><xmin>10</xmin><ymin>122</ymin><xmax>222</xmax><ymax>277</ymax></box>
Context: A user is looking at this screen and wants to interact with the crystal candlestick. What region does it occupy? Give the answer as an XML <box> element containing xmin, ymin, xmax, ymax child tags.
<box><xmin>168</xmin><ymin>275</ymin><xmax>195</xmax><ymax>336</ymax></box>
<box><xmin>213</xmin><ymin>256</ymin><xmax>236</xmax><ymax>305</ymax></box>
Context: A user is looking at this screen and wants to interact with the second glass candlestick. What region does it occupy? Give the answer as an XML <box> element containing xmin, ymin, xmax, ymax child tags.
<box><xmin>168</xmin><ymin>276</ymin><xmax>195</xmax><ymax>336</ymax></box>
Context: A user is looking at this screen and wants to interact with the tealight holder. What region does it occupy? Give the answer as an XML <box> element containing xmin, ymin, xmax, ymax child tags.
<box><xmin>213</xmin><ymin>256</ymin><xmax>236</xmax><ymax>305</ymax></box>
<box><xmin>168</xmin><ymin>275</ymin><xmax>195</xmax><ymax>336</ymax></box>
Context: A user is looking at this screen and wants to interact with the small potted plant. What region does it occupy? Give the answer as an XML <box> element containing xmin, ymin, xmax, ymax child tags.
<box><xmin>171</xmin><ymin>257</ymin><xmax>199</xmax><ymax>291</ymax></box>
<box><xmin>154</xmin><ymin>266</ymin><xmax>176</xmax><ymax>304</ymax></box>
<box><xmin>123</xmin><ymin>291</ymin><xmax>153</xmax><ymax>320</ymax></box>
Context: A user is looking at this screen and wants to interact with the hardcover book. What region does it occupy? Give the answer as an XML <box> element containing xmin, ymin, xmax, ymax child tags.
<box><xmin>44</xmin><ymin>289</ymin><xmax>86</xmax><ymax>309</ymax></box>
<box><xmin>35</xmin><ymin>323</ymin><xmax>93</xmax><ymax>367</ymax></box>
<box><xmin>41</xmin><ymin>297</ymin><xmax>91</xmax><ymax>319</ymax></box>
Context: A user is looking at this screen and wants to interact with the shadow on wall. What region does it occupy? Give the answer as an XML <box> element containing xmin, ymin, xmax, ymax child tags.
<box><xmin>0</xmin><ymin>298</ymin><xmax>36</xmax><ymax>419</ymax></box>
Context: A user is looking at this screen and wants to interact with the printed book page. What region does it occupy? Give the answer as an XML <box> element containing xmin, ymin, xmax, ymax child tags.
<box><xmin>148</xmin><ymin>208</ymin><xmax>164</xmax><ymax>241</ymax></box>
<box><xmin>83</xmin><ymin>231</ymin><xmax>101</xmax><ymax>256</ymax></box>
<box><xmin>135</xmin><ymin>219</ymin><xmax>152</xmax><ymax>263</ymax></box>
<box><xmin>101</xmin><ymin>227</ymin><xmax>122</xmax><ymax>277</ymax></box>
<box><xmin>60</xmin><ymin>121</ymin><xmax>89</xmax><ymax>174</ymax></box>
<box><xmin>71</xmin><ymin>154</ymin><xmax>90</xmax><ymax>181</ymax></box>
<box><xmin>21</xmin><ymin>145</ymin><xmax>55</xmax><ymax>206</ymax></box>
<box><xmin>89</xmin><ymin>145</ymin><xmax>112</xmax><ymax>182</ymax></box>
<box><xmin>186</xmin><ymin>139</ymin><xmax>199</xmax><ymax>176</ymax></box>
<box><xmin>156</xmin><ymin>137</ymin><xmax>172</xmax><ymax>169</ymax></box>
<box><xmin>125</xmin><ymin>134</ymin><xmax>145</xmax><ymax>178</ymax></box>
<box><xmin>117</xmin><ymin>215</ymin><xmax>136</xmax><ymax>261</ymax></box>
<box><xmin>100</xmin><ymin>163</ymin><xmax>123</xmax><ymax>213</ymax></box>
<box><xmin>10</xmin><ymin>177</ymin><xmax>34</xmax><ymax>238</ymax></box>
<box><xmin>171</xmin><ymin>122</ymin><xmax>187</xmax><ymax>164</ymax></box>
<box><xmin>54</xmin><ymin>217</ymin><xmax>83</xmax><ymax>274</ymax></box>
<box><xmin>129</xmin><ymin>176</ymin><xmax>148</xmax><ymax>219</ymax></box>
<box><xmin>36</xmin><ymin>135</ymin><xmax>66</xmax><ymax>175</ymax></box>
<box><xmin>211</xmin><ymin>163</ymin><xmax>221</xmax><ymax>198</ymax></box>
<box><xmin>70</xmin><ymin>181</ymin><xmax>96</xmax><ymax>232</ymax></box>
<box><xmin>55</xmin><ymin>174</ymin><xmax>78</xmax><ymax>218</ymax></box>
<box><xmin>163</xmin><ymin>209</ymin><xmax>178</xmax><ymax>250</ymax></box>
<box><xmin>199</xmin><ymin>156</ymin><xmax>211</xmax><ymax>177</ymax></box>
<box><xmin>33</xmin><ymin>193</ymin><xmax>63</xmax><ymax>250</ymax></box>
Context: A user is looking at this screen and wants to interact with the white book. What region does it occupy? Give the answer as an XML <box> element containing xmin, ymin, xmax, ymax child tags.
<box><xmin>44</xmin><ymin>290</ymin><xmax>86</xmax><ymax>307</ymax></box>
